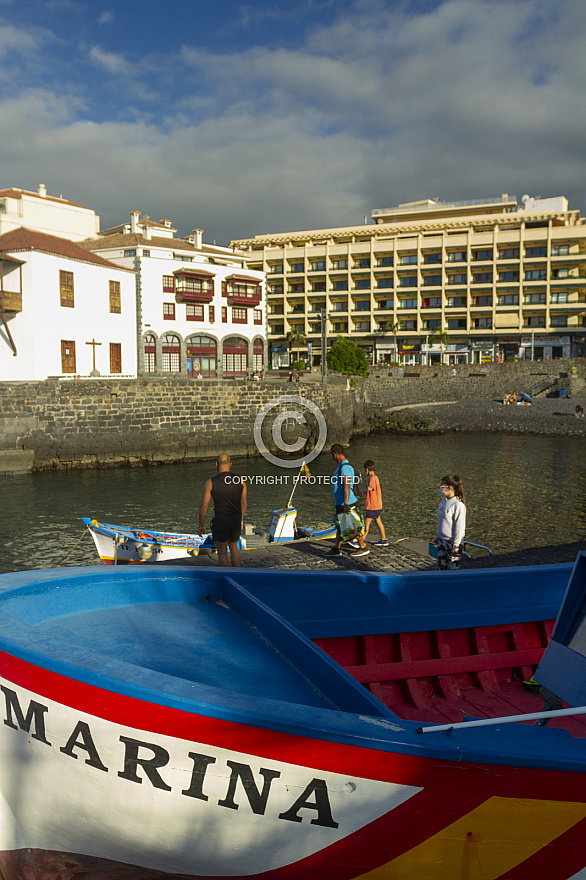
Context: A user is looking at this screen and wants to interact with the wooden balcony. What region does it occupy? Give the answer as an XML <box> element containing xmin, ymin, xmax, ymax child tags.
<box><xmin>0</xmin><ymin>290</ymin><xmax>22</xmax><ymax>313</ymax></box>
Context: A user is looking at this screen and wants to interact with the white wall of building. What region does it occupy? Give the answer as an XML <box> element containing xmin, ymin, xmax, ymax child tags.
<box><xmin>0</xmin><ymin>251</ymin><xmax>136</xmax><ymax>380</ymax></box>
<box><xmin>0</xmin><ymin>186</ymin><xmax>100</xmax><ymax>241</ymax></box>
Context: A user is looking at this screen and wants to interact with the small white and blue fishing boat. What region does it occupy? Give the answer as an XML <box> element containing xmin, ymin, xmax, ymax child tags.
<box><xmin>82</xmin><ymin>509</ymin><xmax>337</xmax><ymax>565</ymax></box>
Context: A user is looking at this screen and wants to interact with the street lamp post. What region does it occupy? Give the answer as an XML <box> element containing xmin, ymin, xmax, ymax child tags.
<box><xmin>321</xmin><ymin>308</ymin><xmax>328</xmax><ymax>384</ymax></box>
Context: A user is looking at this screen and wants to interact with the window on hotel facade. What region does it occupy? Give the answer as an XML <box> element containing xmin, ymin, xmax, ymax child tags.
<box><xmin>354</xmin><ymin>279</ymin><xmax>370</xmax><ymax>289</ymax></box>
<box><xmin>332</xmin><ymin>322</ymin><xmax>347</xmax><ymax>333</ymax></box>
<box><xmin>163</xmin><ymin>302</ymin><xmax>175</xmax><ymax>320</ymax></box>
<box><xmin>143</xmin><ymin>250</ymin><xmax>150</xmax><ymax>257</ymax></box>
<box><xmin>399</xmin><ymin>276</ymin><xmax>417</xmax><ymax>287</ymax></box>
<box><xmin>474</xmin><ymin>317</ymin><xmax>492</xmax><ymax>329</ymax></box>
<box><xmin>498</xmin><ymin>294</ymin><xmax>519</xmax><ymax>305</ymax></box>
<box><xmin>162</xmin><ymin>275</ymin><xmax>175</xmax><ymax>293</ymax></box>
<box><xmin>525</xmin><ymin>293</ymin><xmax>546</xmax><ymax>304</ymax></box>
<box><xmin>447</xmin><ymin>251</ymin><xmax>466</xmax><ymax>262</ymax></box>
<box><xmin>144</xmin><ymin>334</ymin><xmax>157</xmax><ymax>373</ymax></box>
<box><xmin>448</xmin><ymin>318</ymin><xmax>467</xmax><ymax>330</ymax></box>
<box><xmin>61</xmin><ymin>340</ymin><xmax>76</xmax><ymax>373</ymax></box>
<box><xmin>109</xmin><ymin>343</ymin><xmax>122</xmax><ymax>374</ymax></box>
<box><xmin>552</xmin><ymin>244</ymin><xmax>570</xmax><ymax>256</ymax></box>
<box><xmin>447</xmin><ymin>296</ymin><xmax>467</xmax><ymax>308</ymax></box>
<box><xmin>312</xmin><ymin>281</ymin><xmax>326</xmax><ymax>291</ymax></box>
<box><xmin>310</xmin><ymin>261</ymin><xmax>326</xmax><ymax>272</ymax></box>
<box><xmin>526</xmin><ymin>246</ymin><xmax>547</xmax><ymax>258</ymax></box>
<box><xmin>269</xmin><ymin>284</ymin><xmax>283</xmax><ymax>294</ymax></box>
<box><xmin>401</xmin><ymin>320</ymin><xmax>416</xmax><ymax>331</ymax></box>
<box><xmin>109</xmin><ymin>280</ymin><xmax>121</xmax><ymax>313</ymax></box>
<box><xmin>209</xmin><ymin>305</ymin><xmax>215</xmax><ymax>322</ymax></box>
<box><xmin>161</xmin><ymin>334</ymin><xmax>181</xmax><ymax>372</ymax></box>
<box><xmin>268</xmin><ymin>264</ymin><xmax>283</xmax><ymax>274</ymax></box>
<box><xmin>423</xmin><ymin>253</ymin><xmax>442</xmax><ymax>264</ymax></box>
<box><xmin>551</xmin><ymin>292</ymin><xmax>569</xmax><ymax>304</ymax></box>
<box><xmin>377</xmin><ymin>256</ymin><xmax>394</xmax><ymax>267</ymax></box>
<box><xmin>399</xmin><ymin>298</ymin><xmax>417</xmax><ymax>309</ymax></box>
<box><xmin>354</xmin><ymin>301</ymin><xmax>370</xmax><ymax>311</ymax></box>
<box><xmin>525</xmin><ymin>269</ymin><xmax>547</xmax><ymax>281</ymax></box>
<box><xmin>498</xmin><ymin>247</ymin><xmax>520</xmax><ymax>260</ymax></box>
<box><xmin>498</xmin><ymin>271</ymin><xmax>519</xmax><ymax>282</ymax></box>
<box><xmin>332</xmin><ymin>259</ymin><xmax>348</xmax><ymax>270</ymax></box>
<box><xmin>550</xmin><ymin>315</ymin><xmax>568</xmax><ymax>327</ymax></box>
<box><xmin>289</xmin><ymin>283</ymin><xmax>304</xmax><ymax>293</ymax></box>
<box><xmin>376</xmin><ymin>299</ymin><xmax>393</xmax><ymax>310</ymax></box>
<box><xmin>424</xmin><ymin>319</ymin><xmax>441</xmax><ymax>331</ymax></box>
<box><xmin>423</xmin><ymin>297</ymin><xmax>442</xmax><ymax>308</ymax></box>
<box><xmin>354</xmin><ymin>321</ymin><xmax>370</xmax><ymax>332</ymax></box>
<box><xmin>59</xmin><ymin>271</ymin><xmax>74</xmax><ymax>308</ymax></box>
<box><xmin>376</xmin><ymin>277</ymin><xmax>393</xmax><ymax>288</ymax></box>
<box><xmin>526</xmin><ymin>316</ymin><xmax>546</xmax><ymax>327</ymax></box>
<box><xmin>232</xmin><ymin>307</ymin><xmax>247</xmax><ymax>324</ymax></box>
<box><xmin>473</xmin><ymin>250</ymin><xmax>493</xmax><ymax>261</ymax></box>
<box><xmin>473</xmin><ymin>272</ymin><xmax>493</xmax><ymax>283</ymax></box>
<box><xmin>474</xmin><ymin>295</ymin><xmax>492</xmax><ymax>306</ymax></box>
<box><xmin>333</xmin><ymin>280</ymin><xmax>348</xmax><ymax>290</ymax></box>
<box><xmin>253</xmin><ymin>309</ymin><xmax>263</xmax><ymax>325</ymax></box>
<box><xmin>423</xmin><ymin>275</ymin><xmax>442</xmax><ymax>286</ymax></box>
<box><xmin>331</xmin><ymin>302</ymin><xmax>347</xmax><ymax>312</ymax></box>
<box><xmin>186</xmin><ymin>304</ymin><xmax>204</xmax><ymax>321</ymax></box>
<box><xmin>552</xmin><ymin>268</ymin><xmax>570</xmax><ymax>279</ymax></box>
<box><xmin>355</xmin><ymin>258</ymin><xmax>370</xmax><ymax>268</ymax></box>
<box><xmin>399</xmin><ymin>255</ymin><xmax>417</xmax><ymax>265</ymax></box>
<box><xmin>290</xmin><ymin>262</ymin><xmax>304</xmax><ymax>273</ymax></box>
<box><xmin>174</xmin><ymin>254</ymin><xmax>193</xmax><ymax>262</ymax></box>
<box><xmin>447</xmin><ymin>273</ymin><xmax>467</xmax><ymax>285</ymax></box>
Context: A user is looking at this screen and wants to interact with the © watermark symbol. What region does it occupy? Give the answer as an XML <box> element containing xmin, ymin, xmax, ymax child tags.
<box><xmin>253</xmin><ymin>395</ymin><xmax>327</xmax><ymax>468</ymax></box>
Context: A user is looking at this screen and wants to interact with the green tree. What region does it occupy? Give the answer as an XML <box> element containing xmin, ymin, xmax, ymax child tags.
<box><xmin>326</xmin><ymin>336</ymin><xmax>369</xmax><ymax>377</ymax></box>
<box><xmin>429</xmin><ymin>327</ymin><xmax>449</xmax><ymax>364</ymax></box>
<box><xmin>286</xmin><ymin>326</ymin><xmax>307</xmax><ymax>365</ymax></box>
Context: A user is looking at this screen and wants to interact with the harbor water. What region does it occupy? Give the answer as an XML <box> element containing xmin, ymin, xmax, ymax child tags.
<box><xmin>1</xmin><ymin>432</ymin><xmax>585</xmax><ymax>574</ymax></box>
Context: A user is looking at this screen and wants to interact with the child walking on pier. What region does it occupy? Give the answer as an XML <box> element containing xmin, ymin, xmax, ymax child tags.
<box><xmin>436</xmin><ymin>474</ymin><xmax>466</xmax><ymax>570</ymax></box>
<box><xmin>363</xmin><ymin>460</ymin><xmax>388</xmax><ymax>546</ymax></box>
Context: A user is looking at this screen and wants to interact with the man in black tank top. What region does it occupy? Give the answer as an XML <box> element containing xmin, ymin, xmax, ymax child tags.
<box><xmin>198</xmin><ymin>453</ymin><xmax>247</xmax><ymax>567</ymax></box>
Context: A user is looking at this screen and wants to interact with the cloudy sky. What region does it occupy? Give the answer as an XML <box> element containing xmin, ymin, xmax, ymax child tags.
<box><xmin>1</xmin><ymin>0</ymin><xmax>584</xmax><ymax>244</ymax></box>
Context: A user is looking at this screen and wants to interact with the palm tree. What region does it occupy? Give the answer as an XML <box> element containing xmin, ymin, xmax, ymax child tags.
<box><xmin>429</xmin><ymin>327</ymin><xmax>449</xmax><ymax>364</ymax></box>
<box><xmin>286</xmin><ymin>326</ymin><xmax>307</xmax><ymax>366</ymax></box>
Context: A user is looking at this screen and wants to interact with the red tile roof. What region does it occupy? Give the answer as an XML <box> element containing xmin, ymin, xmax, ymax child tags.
<box><xmin>0</xmin><ymin>228</ymin><xmax>134</xmax><ymax>271</ymax></box>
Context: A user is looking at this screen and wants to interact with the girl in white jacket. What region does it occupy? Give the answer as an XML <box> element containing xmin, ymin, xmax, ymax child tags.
<box><xmin>436</xmin><ymin>474</ymin><xmax>466</xmax><ymax>570</ymax></box>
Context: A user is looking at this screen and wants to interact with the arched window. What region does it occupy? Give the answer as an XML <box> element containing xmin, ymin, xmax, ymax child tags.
<box><xmin>253</xmin><ymin>339</ymin><xmax>264</xmax><ymax>372</ymax></box>
<box><xmin>161</xmin><ymin>334</ymin><xmax>181</xmax><ymax>373</ymax></box>
<box><xmin>222</xmin><ymin>336</ymin><xmax>248</xmax><ymax>378</ymax></box>
<box><xmin>186</xmin><ymin>335</ymin><xmax>217</xmax><ymax>377</ymax></box>
<box><xmin>144</xmin><ymin>334</ymin><xmax>156</xmax><ymax>373</ymax></box>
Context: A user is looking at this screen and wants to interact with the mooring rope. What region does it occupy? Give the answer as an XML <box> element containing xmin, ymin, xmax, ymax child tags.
<box><xmin>52</xmin><ymin>526</ymin><xmax>91</xmax><ymax>567</ymax></box>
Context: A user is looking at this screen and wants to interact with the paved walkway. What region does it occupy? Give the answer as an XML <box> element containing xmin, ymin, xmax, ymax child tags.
<box><xmin>180</xmin><ymin>535</ymin><xmax>586</xmax><ymax>573</ymax></box>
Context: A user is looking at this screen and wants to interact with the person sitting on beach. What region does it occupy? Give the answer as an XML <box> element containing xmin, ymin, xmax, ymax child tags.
<box><xmin>576</xmin><ymin>404</ymin><xmax>584</xmax><ymax>419</ymax></box>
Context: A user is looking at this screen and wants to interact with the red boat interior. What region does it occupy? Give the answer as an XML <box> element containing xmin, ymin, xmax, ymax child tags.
<box><xmin>313</xmin><ymin>619</ymin><xmax>586</xmax><ymax>738</ymax></box>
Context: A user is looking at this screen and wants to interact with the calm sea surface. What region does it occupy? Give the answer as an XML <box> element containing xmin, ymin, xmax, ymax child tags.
<box><xmin>1</xmin><ymin>433</ymin><xmax>585</xmax><ymax>573</ymax></box>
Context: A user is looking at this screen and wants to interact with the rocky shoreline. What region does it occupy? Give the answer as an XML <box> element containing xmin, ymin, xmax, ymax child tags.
<box><xmin>386</xmin><ymin>396</ymin><xmax>586</xmax><ymax>437</ymax></box>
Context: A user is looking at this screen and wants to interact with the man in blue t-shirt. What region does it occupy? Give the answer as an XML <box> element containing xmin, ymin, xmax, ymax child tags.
<box><xmin>328</xmin><ymin>444</ymin><xmax>369</xmax><ymax>558</ymax></box>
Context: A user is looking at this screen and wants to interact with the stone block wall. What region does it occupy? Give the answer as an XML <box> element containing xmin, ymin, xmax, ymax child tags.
<box><xmin>0</xmin><ymin>360</ymin><xmax>583</xmax><ymax>471</ymax></box>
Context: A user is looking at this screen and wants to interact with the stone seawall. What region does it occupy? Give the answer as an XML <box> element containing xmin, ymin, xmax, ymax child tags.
<box><xmin>0</xmin><ymin>360</ymin><xmax>584</xmax><ymax>471</ymax></box>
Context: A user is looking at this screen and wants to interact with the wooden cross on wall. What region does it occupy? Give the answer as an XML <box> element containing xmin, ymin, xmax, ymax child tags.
<box><xmin>86</xmin><ymin>338</ymin><xmax>102</xmax><ymax>371</ymax></box>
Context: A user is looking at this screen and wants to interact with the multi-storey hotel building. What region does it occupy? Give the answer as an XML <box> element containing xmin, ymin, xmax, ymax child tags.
<box><xmin>231</xmin><ymin>194</ymin><xmax>586</xmax><ymax>366</ymax></box>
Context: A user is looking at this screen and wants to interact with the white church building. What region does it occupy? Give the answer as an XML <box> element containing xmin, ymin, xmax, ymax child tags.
<box><xmin>0</xmin><ymin>227</ymin><xmax>136</xmax><ymax>380</ymax></box>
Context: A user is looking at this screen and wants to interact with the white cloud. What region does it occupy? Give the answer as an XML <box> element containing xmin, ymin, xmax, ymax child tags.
<box><xmin>98</xmin><ymin>10</ymin><xmax>114</xmax><ymax>25</ymax></box>
<box><xmin>0</xmin><ymin>0</ymin><xmax>585</xmax><ymax>244</ymax></box>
